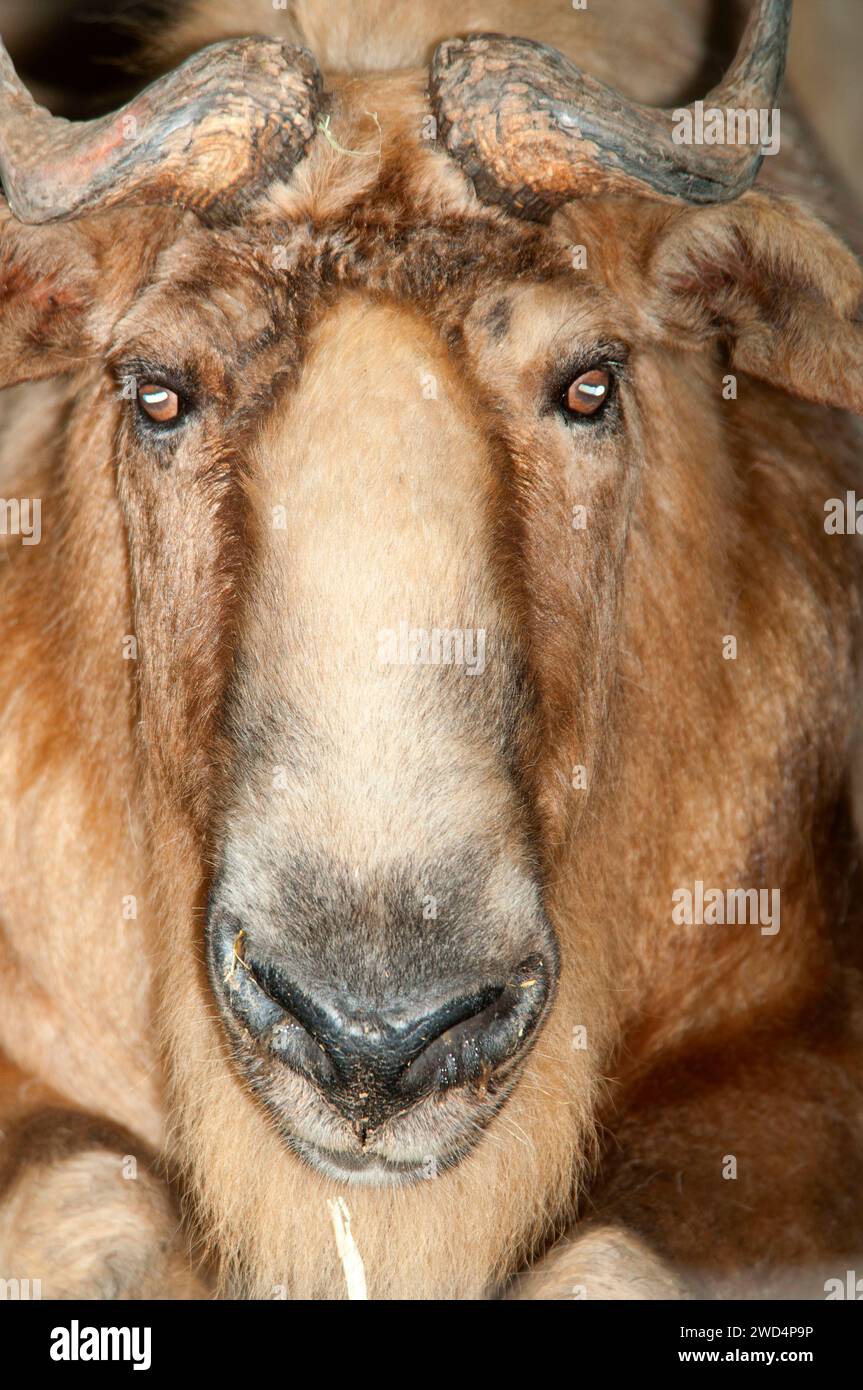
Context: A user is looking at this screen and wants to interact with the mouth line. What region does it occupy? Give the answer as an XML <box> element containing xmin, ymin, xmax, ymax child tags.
<box><xmin>288</xmin><ymin>1137</ymin><xmax>462</xmax><ymax>1187</ymax></box>
<box><xmin>243</xmin><ymin>1053</ymin><xmax>524</xmax><ymax>1186</ymax></box>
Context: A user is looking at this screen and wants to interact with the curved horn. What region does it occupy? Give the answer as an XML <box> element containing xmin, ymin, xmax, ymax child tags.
<box><xmin>430</xmin><ymin>0</ymin><xmax>791</xmax><ymax>219</ymax></box>
<box><xmin>0</xmin><ymin>35</ymin><xmax>322</xmax><ymax>224</ymax></box>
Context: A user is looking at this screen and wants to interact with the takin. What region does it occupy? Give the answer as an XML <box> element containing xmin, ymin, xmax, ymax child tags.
<box><xmin>0</xmin><ymin>0</ymin><xmax>862</xmax><ymax>1300</ymax></box>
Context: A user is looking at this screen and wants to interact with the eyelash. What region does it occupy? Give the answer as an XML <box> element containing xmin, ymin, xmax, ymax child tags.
<box><xmin>545</xmin><ymin>351</ymin><xmax>628</xmax><ymax>430</ymax></box>
<box><xmin>116</xmin><ymin>365</ymin><xmax>195</xmax><ymax>436</ymax></box>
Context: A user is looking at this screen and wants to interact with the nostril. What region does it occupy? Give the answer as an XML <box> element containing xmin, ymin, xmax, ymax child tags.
<box><xmin>208</xmin><ymin>917</ymin><xmax>345</xmax><ymax>1086</ymax></box>
<box><xmin>390</xmin><ymin>982</ymin><xmax>506</xmax><ymax>1056</ymax></box>
<box><xmin>208</xmin><ymin>916</ymin><xmax>286</xmax><ymax>1036</ymax></box>
<box><xmin>398</xmin><ymin>955</ymin><xmax>550</xmax><ymax>1102</ymax></box>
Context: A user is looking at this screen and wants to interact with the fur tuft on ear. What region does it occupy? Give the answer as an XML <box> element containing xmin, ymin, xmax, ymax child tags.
<box><xmin>645</xmin><ymin>191</ymin><xmax>863</xmax><ymax>414</ymax></box>
<box><xmin>0</xmin><ymin>208</ymin><xmax>103</xmax><ymax>389</ymax></box>
<box><xmin>0</xmin><ymin>204</ymin><xmax>184</xmax><ymax>390</ymax></box>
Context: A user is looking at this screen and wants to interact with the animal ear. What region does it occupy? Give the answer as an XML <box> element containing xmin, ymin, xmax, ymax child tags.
<box><xmin>645</xmin><ymin>191</ymin><xmax>863</xmax><ymax>413</ymax></box>
<box><xmin>0</xmin><ymin>205</ymin><xmax>105</xmax><ymax>389</ymax></box>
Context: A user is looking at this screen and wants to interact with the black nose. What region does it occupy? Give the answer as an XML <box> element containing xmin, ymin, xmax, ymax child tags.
<box><xmin>208</xmin><ymin>918</ymin><xmax>551</xmax><ymax>1132</ymax></box>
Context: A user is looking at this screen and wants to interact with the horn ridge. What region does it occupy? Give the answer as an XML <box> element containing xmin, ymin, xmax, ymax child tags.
<box><xmin>0</xmin><ymin>35</ymin><xmax>323</xmax><ymax>225</ymax></box>
<box><xmin>430</xmin><ymin>0</ymin><xmax>792</xmax><ymax>218</ymax></box>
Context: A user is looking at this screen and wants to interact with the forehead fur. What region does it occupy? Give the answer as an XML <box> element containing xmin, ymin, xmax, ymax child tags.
<box><xmin>108</xmin><ymin>86</ymin><xmax>589</xmax><ymax>384</ymax></box>
<box><xmin>260</xmin><ymin>70</ymin><xmax>483</xmax><ymax>225</ymax></box>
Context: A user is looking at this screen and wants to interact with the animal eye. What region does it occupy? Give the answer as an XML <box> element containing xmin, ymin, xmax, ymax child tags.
<box><xmin>562</xmin><ymin>367</ymin><xmax>613</xmax><ymax>419</ymax></box>
<box><xmin>137</xmin><ymin>382</ymin><xmax>181</xmax><ymax>425</ymax></box>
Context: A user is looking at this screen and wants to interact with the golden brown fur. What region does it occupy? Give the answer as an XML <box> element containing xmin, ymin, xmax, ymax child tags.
<box><xmin>1</xmin><ymin>0</ymin><xmax>862</xmax><ymax>1299</ymax></box>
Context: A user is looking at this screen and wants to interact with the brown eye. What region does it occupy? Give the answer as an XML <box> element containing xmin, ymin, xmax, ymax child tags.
<box><xmin>137</xmin><ymin>382</ymin><xmax>180</xmax><ymax>424</ymax></box>
<box><xmin>564</xmin><ymin>367</ymin><xmax>612</xmax><ymax>418</ymax></box>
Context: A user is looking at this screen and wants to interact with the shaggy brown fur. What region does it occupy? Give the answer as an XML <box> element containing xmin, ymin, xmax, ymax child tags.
<box><xmin>1</xmin><ymin>0</ymin><xmax>862</xmax><ymax>1299</ymax></box>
